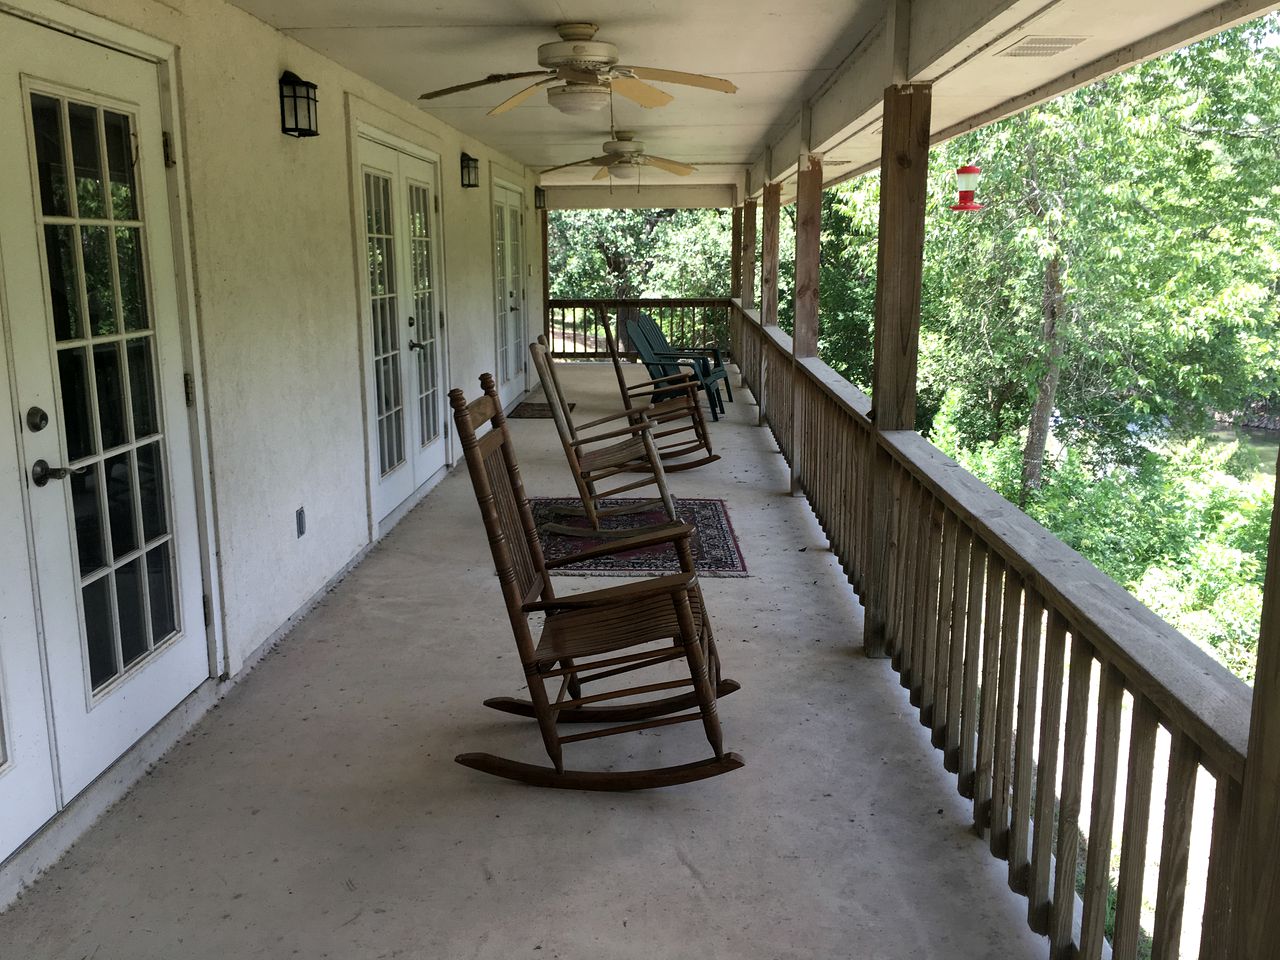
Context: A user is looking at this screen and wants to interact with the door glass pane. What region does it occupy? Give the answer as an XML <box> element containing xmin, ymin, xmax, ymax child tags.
<box><xmin>408</xmin><ymin>183</ymin><xmax>438</xmax><ymax>448</ymax></box>
<box><xmin>116</xmin><ymin>557</ymin><xmax>149</xmax><ymax>667</ymax></box>
<box><xmin>67</xmin><ymin>102</ymin><xmax>106</xmax><ymax>219</ymax></box>
<box><xmin>30</xmin><ymin>92</ymin><xmax>180</xmax><ymax>691</ymax></box>
<box><xmin>44</xmin><ymin>225</ymin><xmax>82</xmax><ymax>341</ymax></box>
<box><xmin>82</xmin><ymin>575</ymin><xmax>117</xmax><ymax>690</ymax></box>
<box><xmin>364</xmin><ymin>170</ymin><xmax>404</xmax><ymax>475</ymax></box>
<box><xmin>59</xmin><ymin>347</ymin><xmax>96</xmax><ymax>460</ymax></box>
<box><xmin>93</xmin><ymin>341</ymin><xmax>129</xmax><ymax>449</ymax></box>
<box><xmin>103</xmin><ymin>111</ymin><xmax>137</xmax><ymax>220</ymax></box>
<box><xmin>31</xmin><ymin>94</ymin><xmax>70</xmax><ymax>216</ymax></box>
<box><xmin>508</xmin><ymin>204</ymin><xmax>523</xmax><ymax>382</ymax></box>
<box><xmin>82</xmin><ymin>225</ymin><xmax>116</xmax><ymax>336</ymax></box>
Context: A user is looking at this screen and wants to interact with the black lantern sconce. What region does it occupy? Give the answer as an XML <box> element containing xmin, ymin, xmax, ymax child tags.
<box><xmin>279</xmin><ymin>71</ymin><xmax>319</xmax><ymax>138</ymax></box>
<box><xmin>534</xmin><ymin>186</ymin><xmax>547</xmax><ymax>210</ymax></box>
<box><xmin>460</xmin><ymin>152</ymin><xmax>480</xmax><ymax>189</ymax></box>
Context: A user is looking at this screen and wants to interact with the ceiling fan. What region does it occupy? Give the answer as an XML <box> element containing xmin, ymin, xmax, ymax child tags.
<box><xmin>418</xmin><ymin>22</ymin><xmax>737</xmax><ymax>117</ymax></box>
<box><xmin>540</xmin><ymin>131</ymin><xmax>696</xmax><ymax>182</ymax></box>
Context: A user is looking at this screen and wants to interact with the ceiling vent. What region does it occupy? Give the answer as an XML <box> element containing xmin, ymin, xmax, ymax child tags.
<box><xmin>997</xmin><ymin>35</ymin><xmax>1088</xmax><ymax>58</ymax></box>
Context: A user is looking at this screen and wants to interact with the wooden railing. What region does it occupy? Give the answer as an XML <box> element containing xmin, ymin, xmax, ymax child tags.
<box><xmin>545</xmin><ymin>297</ymin><xmax>731</xmax><ymax>359</ymax></box>
<box><xmin>731</xmin><ymin>299</ymin><xmax>1251</xmax><ymax>960</ymax></box>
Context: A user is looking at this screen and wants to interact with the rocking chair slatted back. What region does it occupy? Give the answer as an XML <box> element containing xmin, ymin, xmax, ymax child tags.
<box><xmin>450</xmin><ymin>375</ymin><xmax>550</xmax><ymax>662</ymax></box>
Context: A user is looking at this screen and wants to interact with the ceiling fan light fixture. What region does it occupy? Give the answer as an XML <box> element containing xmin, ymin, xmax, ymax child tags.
<box><xmin>546</xmin><ymin>84</ymin><xmax>611</xmax><ymax>115</ymax></box>
<box><xmin>611</xmin><ymin>162</ymin><xmax>639</xmax><ymax>180</ymax></box>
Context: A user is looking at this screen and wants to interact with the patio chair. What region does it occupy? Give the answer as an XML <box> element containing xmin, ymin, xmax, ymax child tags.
<box><xmin>448</xmin><ymin>373</ymin><xmax>744</xmax><ymax>790</ymax></box>
<box><xmin>529</xmin><ymin>337</ymin><xmax>682</xmax><ymax>539</ymax></box>
<box><xmin>623</xmin><ymin>311</ymin><xmax>732</xmax><ymax>420</ymax></box>
<box><xmin>598</xmin><ymin>319</ymin><xmax>720</xmax><ymax>473</ymax></box>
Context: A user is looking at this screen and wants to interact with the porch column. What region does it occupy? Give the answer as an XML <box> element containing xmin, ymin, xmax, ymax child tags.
<box><xmin>866</xmin><ymin>83</ymin><xmax>932</xmax><ymax>658</ymax></box>
<box><xmin>793</xmin><ymin>155</ymin><xmax>822</xmax><ymax>357</ymax></box>
<box><xmin>741</xmin><ymin>198</ymin><xmax>758</xmax><ymax>309</ymax></box>
<box><xmin>539</xmin><ymin>208</ymin><xmax>550</xmax><ymax>344</ymax></box>
<box><xmin>1231</xmin><ymin>450</ymin><xmax>1280</xmax><ymax>956</ymax></box>
<box><xmin>731</xmin><ymin>205</ymin><xmax>743</xmax><ymax>303</ymax></box>
<box><xmin>760</xmin><ymin>184</ymin><xmax>781</xmax><ymax>326</ymax></box>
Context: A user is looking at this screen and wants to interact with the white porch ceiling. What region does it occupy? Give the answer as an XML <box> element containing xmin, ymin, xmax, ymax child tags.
<box><xmin>229</xmin><ymin>0</ymin><xmax>1277</xmax><ymax>203</ymax></box>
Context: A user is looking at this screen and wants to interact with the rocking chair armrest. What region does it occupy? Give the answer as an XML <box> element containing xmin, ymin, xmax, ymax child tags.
<box><xmin>575</xmin><ymin>407</ymin><xmax>646</xmax><ymax>431</ymax></box>
<box><xmin>651</xmin><ymin>347</ymin><xmax>723</xmax><ymax>363</ymax></box>
<box><xmin>571</xmin><ymin>420</ymin><xmax>653</xmax><ymax>445</ymax></box>
<box><xmin>626</xmin><ymin>372</ymin><xmax>699</xmax><ymax>390</ymax></box>
<box><xmin>523</xmin><ymin>571</ymin><xmax>698</xmax><ymax>612</ymax></box>
<box><xmin>543</xmin><ymin>522</ymin><xmax>695</xmax><ymax>569</ymax></box>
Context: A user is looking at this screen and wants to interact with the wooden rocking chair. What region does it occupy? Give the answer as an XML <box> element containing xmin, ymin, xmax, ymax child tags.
<box><xmin>449</xmin><ymin>373</ymin><xmax>744</xmax><ymax>790</ymax></box>
<box><xmin>598</xmin><ymin>319</ymin><xmax>720</xmax><ymax>473</ymax></box>
<box><xmin>529</xmin><ymin>337</ymin><xmax>682</xmax><ymax>539</ymax></box>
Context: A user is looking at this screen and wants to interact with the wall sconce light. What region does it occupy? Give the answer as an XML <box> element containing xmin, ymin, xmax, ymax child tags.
<box><xmin>460</xmin><ymin>153</ymin><xmax>480</xmax><ymax>189</ymax></box>
<box><xmin>279</xmin><ymin>71</ymin><xmax>319</xmax><ymax>138</ymax></box>
<box><xmin>950</xmin><ymin>164</ymin><xmax>984</xmax><ymax>212</ymax></box>
<box><xmin>534</xmin><ymin>186</ymin><xmax>546</xmax><ymax>210</ymax></box>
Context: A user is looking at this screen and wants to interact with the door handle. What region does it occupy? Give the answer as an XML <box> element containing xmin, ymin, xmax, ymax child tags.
<box><xmin>408</xmin><ymin>339</ymin><xmax>425</xmax><ymax>352</ymax></box>
<box><xmin>31</xmin><ymin>459</ymin><xmax>87</xmax><ymax>487</ymax></box>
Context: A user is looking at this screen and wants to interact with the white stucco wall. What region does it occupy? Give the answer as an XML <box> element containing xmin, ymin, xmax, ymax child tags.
<box><xmin>49</xmin><ymin>0</ymin><xmax>542</xmax><ymax>673</ymax></box>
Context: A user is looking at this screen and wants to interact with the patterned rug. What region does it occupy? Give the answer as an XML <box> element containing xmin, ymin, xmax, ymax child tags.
<box><xmin>531</xmin><ymin>497</ymin><xmax>748</xmax><ymax>577</ymax></box>
<box><xmin>508</xmin><ymin>400</ymin><xmax>574</xmax><ymax>419</ymax></box>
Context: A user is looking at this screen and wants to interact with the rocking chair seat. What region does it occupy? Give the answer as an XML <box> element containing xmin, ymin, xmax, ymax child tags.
<box><xmin>576</xmin><ymin>434</ymin><xmax>650</xmax><ymax>474</ymax></box>
<box><xmin>534</xmin><ymin>579</ymin><xmax>707</xmax><ymax>665</ymax></box>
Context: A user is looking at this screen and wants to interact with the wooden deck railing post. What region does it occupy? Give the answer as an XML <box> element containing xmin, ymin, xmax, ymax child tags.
<box><xmin>761</xmin><ymin>184</ymin><xmax>781</xmax><ymax>327</ymax></box>
<box><xmin>791</xmin><ymin>156</ymin><xmax>822</xmax><ymax>495</ymax></box>
<box><xmin>741</xmin><ymin>198</ymin><xmax>758</xmax><ymax>311</ymax></box>
<box><xmin>1231</xmin><ymin>448</ymin><xmax>1280</xmax><ymax>957</ymax></box>
<box><xmin>731</xmin><ymin>205</ymin><xmax>743</xmax><ymax>304</ymax></box>
<box><xmin>866</xmin><ymin>83</ymin><xmax>932</xmax><ymax>658</ymax></box>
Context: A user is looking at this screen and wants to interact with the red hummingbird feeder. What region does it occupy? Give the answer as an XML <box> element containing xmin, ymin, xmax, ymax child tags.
<box><xmin>950</xmin><ymin>165</ymin><xmax>984</xmax><ymax>212</ymax></box>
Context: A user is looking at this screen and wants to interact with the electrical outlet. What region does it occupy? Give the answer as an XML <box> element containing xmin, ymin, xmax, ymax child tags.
<box><xmin>296</xmin><ymin>506</ymin><xmax>306</xmax><ymax>538</ymax></box>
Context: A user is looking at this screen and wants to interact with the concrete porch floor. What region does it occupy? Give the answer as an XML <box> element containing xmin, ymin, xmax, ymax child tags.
<box><xmin>0</xmin><ymin>364</ymin><xmax>1045</xmax><ymax>959</ymax></box>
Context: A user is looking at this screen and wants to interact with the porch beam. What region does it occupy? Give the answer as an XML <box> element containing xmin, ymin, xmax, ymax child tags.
<box><xmin>760</xmin><ymin>184</ymin><xmax>781</xmax><ymax>327</ymax></box>
<box><xmin>1232</xmin><ymin>449</ymin><xmax>1280</xmax><ymax>956</ymax></box>
<box><xmin>793</xmin><ymin>156</ymin><xmax>823</xmax><ymax>358</ymax></box>
<box><xmin>867</xmin><ymin>82</ymin><xmax>932</xmax><ymax>659</ymax></box>
<box><xmin>741</xmin><ymin>199</ymin><xmax>758</xmax><ymax>310</ymax></box>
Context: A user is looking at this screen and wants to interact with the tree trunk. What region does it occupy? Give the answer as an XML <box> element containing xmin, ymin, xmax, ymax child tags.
<box><xmin>1020</xmin><ymin>255</ymin><xmax>1066</xmax><ymax>505</ymax></box>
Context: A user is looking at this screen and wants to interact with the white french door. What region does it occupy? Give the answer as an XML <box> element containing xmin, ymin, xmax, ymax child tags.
<box><xmin>0</xmin><ymin>13</ymin><xmax>208</xmax><ymax>859</ymax></box>
<box><xmin>492</xmin><ymin>183</ymin><xmax>526</xmax><ymax>390</ymax></box>
<box><xmin>359</xmin><ymin>137</ymin><xmax>448</xmax><ymax>524</ymax></box>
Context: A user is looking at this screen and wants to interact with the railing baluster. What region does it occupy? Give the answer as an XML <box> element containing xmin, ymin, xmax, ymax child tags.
<box><xmin>1198</xmin><ymin>774</ymin><xmax>1241</xmax><ymax>960</ymax></box>
<box><xmin>915</xmin><ymin>497</ymin><xmax>944</xmax><ymax>714</ymax></box>
<box><xmin>898</xmin><ymin>478</ymin><xmax>924</xmax><ymax>687</ymax></box>
<box><xmin>931</xmin><ymin>510</ymin><xmax>960</xmax><ymax>743</ymax></box>
<box><xmin>1050</xmin><ymin>637</ymin><xmax>1094</xmax><ymax>959</ymax></box>
<box><xmin>1151</xmin><ymin>732</ymin><xmax>1201</xmax><ymax>959</ymax></box>
<box><xmin>974</xmin><ymin>554</ymin><xmax>1006</xmax><ymax>831</ymax></box>
<box><xmin>1080</xmin><ymin>663</ymin><xmax>1124</xmax><ymax>960</ymax></box>
<box><xmin>1009</xmin><ymin>586</ymin><xmax>1045</xmax><ymax>892</ymax></box>
<box><xmin>1113</xmin><ymin>693</ymin><xmax>1159</xmax><ymax>958</ymax></box>
<box><xmin>944</xmin><ymin>524</ymin><xmax>972</xmax><ymax>770</ymax></box>
<box><xmin>958</xmin><ymin>538</ymin><xmax>987</xmax><ymax>797</ymax></box>
<box><xmin>990</xmin><ymin>570</ymin><xmax>1024</xmax><ymax>859</ymax></box>
<box><xmin>1028</xmin><ymin>607</ymin><xmax>1068</xmax><ymax>933</ymax></box>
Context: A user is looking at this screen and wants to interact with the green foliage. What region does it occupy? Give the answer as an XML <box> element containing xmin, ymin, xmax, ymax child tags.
<box><xmin>547</xmin><ymin>207</ymin><xmax>731</xmax><ymax>299</ymax></box>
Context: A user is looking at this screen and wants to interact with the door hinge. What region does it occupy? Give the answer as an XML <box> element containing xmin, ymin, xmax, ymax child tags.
<box><xmin>162</xmin><ymin>131</ymin><xmax>177</xmax><ymax>168</ymax></box>
<box><xmin>183</xmin><ymin>372</ymin><xmax>195</xmax><ymax>407</ymax></box>
<box><xmin>202</xmin><ymin>593</ymin><xmax>213</xmax><ymax>626</ymax></box>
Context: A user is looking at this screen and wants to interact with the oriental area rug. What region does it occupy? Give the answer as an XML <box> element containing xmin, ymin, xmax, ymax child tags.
<box><xmin>530</xmin><ymin>497</ymin><xmax>748</xmax><ymax>577</ymax></box>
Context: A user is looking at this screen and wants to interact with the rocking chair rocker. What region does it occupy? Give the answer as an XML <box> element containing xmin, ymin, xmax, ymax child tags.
<box><xmin>449</xmin><ymin>374</ymin><xmax>743</xmax><ymax>790</ymax></box>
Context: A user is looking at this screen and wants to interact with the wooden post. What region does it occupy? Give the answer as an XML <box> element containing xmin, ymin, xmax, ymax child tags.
<box><xmin>741</xmin><ymin>198</ymin><xmax>757</xmax><ymax>310</ymax></box>
<box><xmin>1231</xmin><ymin>448</ymin><xmax>1280</xmax><ymax>957</ymax></box>
<box><xmin>793</xmin><ymin>156</ymin><xmax>822</xmax><ymax>358</ymax></box>
<box><xmin>866</xmin><ymin>83</ymin><xmax>932</xmax><ymax>658</ymax></box>
<box><xmin>760</xmin><ymin>184</ymin><xmax>781</xmax><ymax>326</ymax></box>
<box><xmin>539</xmin><ymin>208</ymin><xmax>550</xmax><ymax>344</ymax></box>
<box><xmin>730</xmin><ymin>205</ymin><xmax>743</xmax><ymax>303</ymax></box>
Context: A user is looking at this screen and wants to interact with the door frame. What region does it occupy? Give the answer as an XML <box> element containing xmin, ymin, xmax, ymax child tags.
<box><xmin>0</xmin><ymin>0</ymin><xmax>225</xmax><ymax>685</ymax></box>
<box><xmin>348</xmin><ymin>119</ymin><xmax>453</xmax><ymax>541</ymax></box>
<box><xmin>490</xmin><ymin>176</ymin><xmax>528</xmax><ymax>401</ymax></box>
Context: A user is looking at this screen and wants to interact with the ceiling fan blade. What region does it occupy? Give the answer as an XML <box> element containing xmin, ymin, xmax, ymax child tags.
<box><xmin>488</xmin><ymin>77</ymin><xmax>557</xmax><ymax>116</ymax></box>
<box><xmin>617</xmin><ymin>66</ymin><xmax>737</xmax><ymax>94</ymax></box>
<box><xmin>593</xmin><ymin>166</ymin><xmax>611</xmax><ymax>181</ymax></box>
<box><xmin>540</xmin><ymin>155</ymin><xmax>609</xmax><ymax>175</ymax></box>
<box><xmin>644</xmin><ymin>155</ymin><xmax>696</xmax><ymax>176</ymax></box>
<box><xmin>419</xmin><ymin>70</ymin><xmax>553</xmax><ymax>101</ymax></box>
<box><xmin>609</xmin><ymin>76</ymin><xmax>674</xmax><ymax>109</ymax></box>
